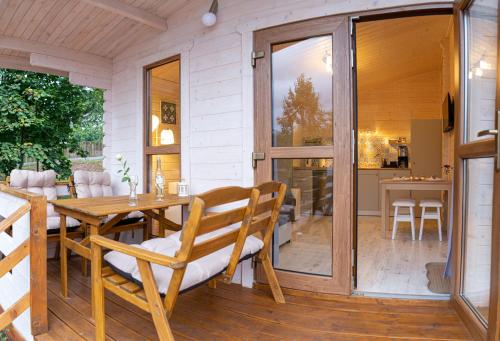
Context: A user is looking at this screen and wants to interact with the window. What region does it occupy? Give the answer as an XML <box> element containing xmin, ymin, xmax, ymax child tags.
<box><xmin>144</xmin><ymin>56</ymin><xmax>181</xmax><ymax>192</ymax></box>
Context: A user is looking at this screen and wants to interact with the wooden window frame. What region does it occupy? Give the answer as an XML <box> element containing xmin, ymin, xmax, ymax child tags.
<box><xmin>142</xmin><ymin>55</ymin><xmax>181</xmax><ymax>192</ymax></box>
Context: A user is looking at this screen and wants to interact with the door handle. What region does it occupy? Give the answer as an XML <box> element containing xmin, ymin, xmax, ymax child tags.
<box><xmin>477</xmin><ymin>110</ymin><xmax>500</xmax><ymax>170</ymax></box>
<box><xmin>252</xmin><ymin>152</ymin><xmax>265</xmax><ymax>169</ymax></box>
<box><xmin>477</xmin><ymin>129</ymin><xmax>498</xmax><ymax>137</ymax></box>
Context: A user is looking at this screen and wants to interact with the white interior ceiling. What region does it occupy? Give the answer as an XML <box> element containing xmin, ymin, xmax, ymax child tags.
<box><xmin>357</xmin><ymin>15</ymin><xmax>453</xmax><ymax>138</ymax></box>
<box><xmin>357</xmin><ymin>15</ymin><xmax>452</xmax><ymax>87</ymax></box>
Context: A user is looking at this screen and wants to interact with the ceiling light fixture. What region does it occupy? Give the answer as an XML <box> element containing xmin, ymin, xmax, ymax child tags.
<box><xmin>202</xmin><ymin>0</ymin><xmax>218</xmax><ymax>27</ymax></box>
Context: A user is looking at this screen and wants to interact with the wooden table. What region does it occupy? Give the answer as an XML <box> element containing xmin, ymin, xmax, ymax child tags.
<box><xmin>380</xmin><ymin>179</ymin><xmax>452</xmax><ymax>239</ymax></box>
<box><xmin>51</xmin><ymin>193</ymin><xmax>191</xmax><ymax>297</ymax></box>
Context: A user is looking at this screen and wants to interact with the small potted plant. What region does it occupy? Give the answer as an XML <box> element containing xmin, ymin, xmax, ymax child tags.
<box><xmin>116</xmin><ymin>154</ymin><xmax>138</xmax><ymax>206</ymax></box>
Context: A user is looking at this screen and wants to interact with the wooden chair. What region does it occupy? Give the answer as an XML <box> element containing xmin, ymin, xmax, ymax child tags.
<box><xmin>90</xmin><ymin>182</ymin><xmax>287</xmax><ymax>340</ymax></box>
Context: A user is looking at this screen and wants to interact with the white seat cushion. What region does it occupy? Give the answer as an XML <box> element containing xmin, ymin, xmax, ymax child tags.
<box><xmin>74</xmin><ymin>170</ymin><xmax>113</xmax><ymax>198</ymax></box>
<box><xmin>47</xmin><ymin>216</ymin><xmax>81</xmax><ymax>231</ymax></box>
<box><xmin>104</xmin><ymin>227</ymin><xmax>264</xmax><ymax>294</ymax></box>
<box><xmin>392</xmin><ymin>199</ymin><xmax>415</xmax><ymax>207</ymax></box>
<box><xmin>419</xmin><ymin>199</ymin><xmax>443</xmax><ymax>208</ymax></box>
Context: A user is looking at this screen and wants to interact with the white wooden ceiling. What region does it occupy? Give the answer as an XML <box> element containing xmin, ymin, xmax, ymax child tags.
<box><xmin>0</xmin><ymin>0</ymin><xmax>192</xmax><ymax>88</ymax></box>
<box><xmin>0</xmin><ymin>0</ymin><xmax>189</xmax><ymax>59</ymax></box>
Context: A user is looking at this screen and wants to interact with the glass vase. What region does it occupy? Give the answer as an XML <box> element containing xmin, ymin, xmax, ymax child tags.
<box><xmin>128</xmin><ymin>175</ymin><xmax>138</xmax><ymax>206</ymax></box>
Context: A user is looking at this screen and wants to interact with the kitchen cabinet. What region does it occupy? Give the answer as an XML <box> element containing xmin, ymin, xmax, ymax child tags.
<box><xmin>358</xmin><ymin>169</ymin><xmax>411</xmax><ymax>216</ymax></box>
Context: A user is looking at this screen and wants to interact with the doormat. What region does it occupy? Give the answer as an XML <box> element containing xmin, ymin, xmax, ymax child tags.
<box><xmin>426</xmin><ymin>262</ymin><xmax>450</xmax><ymax>294</ymax></box>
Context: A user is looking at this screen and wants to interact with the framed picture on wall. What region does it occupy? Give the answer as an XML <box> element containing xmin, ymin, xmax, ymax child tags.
<box><xmin>161</xmin><ymin>101</ymin><xmax>176</xmax><ymax>124</ymax></box>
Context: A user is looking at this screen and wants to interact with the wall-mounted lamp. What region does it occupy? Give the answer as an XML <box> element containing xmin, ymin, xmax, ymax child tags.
<box><xmin>160</xmin><ymin>129</ymin><xmax>175</xmax><ymax>145</ymax></box>
<box><xmin>202</xmin><ymin>0</ymin><xmax>218</xmax><ymax>27</ymax></box>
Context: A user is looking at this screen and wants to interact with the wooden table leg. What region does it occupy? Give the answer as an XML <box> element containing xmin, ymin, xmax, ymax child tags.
<box><xmin>158</xmin><ymin>208</ymin><xmax>166</xmax><ymax>237</ymax></box>
<box><xmin>381</xmin><ymin>186</ymin><xmax>390</xmax><ymax>239</ymax></box>
<box><xmin>144</xmin><ymin>215</ymin><xmax>152</xmax><ymax>241</ymax></box>
<box><xmin>60</xmin><ymin>214</ymin><xmax>68</xmax><ymax>298</ymax></box>
<box><xmin>89</xmin><ymin>224</ymin><xmax>99</xmax><ymax>319</ymax></box>
<box><xmin>445</xmin><ymin>189</ymin><xmax>451</xmax><ymax>233</ymax></box>
<box><xmin>82</xmin><ymin>223</ymin><xmax>88</xmax><ymax>277</ymax></box>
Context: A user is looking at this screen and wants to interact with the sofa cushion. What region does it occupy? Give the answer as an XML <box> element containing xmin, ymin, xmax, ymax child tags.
<box><xmin>104</xmin><ymin>227</ymin><xmax>263</xmax><ymax>294</ymax></box>
<box><xmin>74</xmin><ymin>170</ymin><xmax>113</xmax><ymax>198</ymax></box>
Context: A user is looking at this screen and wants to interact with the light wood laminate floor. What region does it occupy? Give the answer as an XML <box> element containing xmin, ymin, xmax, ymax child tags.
<box><xmin>276</xmin><ymin>214</ymin><xmax>448</xmax><ymax>296</ymax></box>
<box><xmin>357</xmin><ymin>216</ymin><xmax>449</xmax><ymax>296</ymax></box>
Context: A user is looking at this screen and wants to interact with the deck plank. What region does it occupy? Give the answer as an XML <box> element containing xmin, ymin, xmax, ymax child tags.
<box><xmin>35</xmin><ymin>258</ymin><xmax>472</xmax><ymax>341</ymax></box>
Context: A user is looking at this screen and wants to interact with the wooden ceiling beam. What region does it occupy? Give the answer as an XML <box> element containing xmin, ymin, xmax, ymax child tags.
<box><xmin>0</xmin><ymin>55</ymin><xmax>69</xmax><ymax>77</ymax></box>
<box><xmin>0</xmin><ymin>36</ymin><xmax>112</xmax><ymax>68</ymax></box>
<box><xmin>80</xmin><ymin>0</ymin><xmax>168</xmax><ymax>31</ymax></box>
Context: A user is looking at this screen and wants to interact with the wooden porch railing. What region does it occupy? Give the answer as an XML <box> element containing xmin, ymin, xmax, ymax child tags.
<box><xmin>0</xmin><ymin>185</ymin><xmax>47</xmax><ymax>339</ymax></box>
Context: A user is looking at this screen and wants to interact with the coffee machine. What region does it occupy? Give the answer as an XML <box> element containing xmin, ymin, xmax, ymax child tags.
<box><xmin>398</xmin><ymin>145</ymin><xmax>409</xmax><ymax>168</ymax></box>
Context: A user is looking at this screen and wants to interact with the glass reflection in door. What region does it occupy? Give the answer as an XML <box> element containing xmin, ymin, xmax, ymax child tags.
<box><xmin>272</xmin><ymin>36</ymin><xmax>333</xmax><ymax>147</ymax></box>
<box><xmin>462</xmin><ymin>158</ymin><xmax>494</xmax><ymax>324</ymax></box>
<box><xmin>272</xmin><ymin>159</ymin><xmax>333</xmax><ymax>276</ymax></box>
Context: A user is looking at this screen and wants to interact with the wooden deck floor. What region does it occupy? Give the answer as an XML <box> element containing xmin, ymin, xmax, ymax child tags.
<box><xmin>36</xmin><ymin>258</ymin><xmax>472</xmax><ymax>340</ymax></box>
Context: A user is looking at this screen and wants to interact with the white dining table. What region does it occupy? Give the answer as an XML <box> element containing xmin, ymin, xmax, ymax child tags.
<box><xmin>380</xmin><ymin>178</ymin><xmax>452</xmax><ymax>239</ymax></box>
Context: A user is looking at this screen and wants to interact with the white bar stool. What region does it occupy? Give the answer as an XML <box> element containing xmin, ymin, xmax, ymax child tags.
<box><xmin>419</xmin><ymin>199</ymin><xmax>443</xmax><ymax>241</ymax></box>
<box><xmin>391</xmin><ymin>199</ymin><xmax>416</xmax><ymax>240</ymax></box>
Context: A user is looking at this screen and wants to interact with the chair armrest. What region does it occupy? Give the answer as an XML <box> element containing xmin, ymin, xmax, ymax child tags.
<box><xmin>90</xmin><ymin>235</ymin><xmax>186</xmax><ymax>270</ymax></box>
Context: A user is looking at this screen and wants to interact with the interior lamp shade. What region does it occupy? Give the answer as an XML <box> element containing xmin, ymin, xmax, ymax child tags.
<box><xmin>160</xmin><ymin>129</ymin><xmax>175</xmax><ymax>145</ymax></box>
<box><xmin>152</xmin><ymin>115</ymin><xmax>160</xmax><ymax>131</ymax></box>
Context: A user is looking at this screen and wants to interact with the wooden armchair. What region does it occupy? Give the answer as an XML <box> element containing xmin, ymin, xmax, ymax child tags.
<box><xmin>90</xmin><ymin>181</ymin><xmax>287</xmax><ymax>340</ymax></box>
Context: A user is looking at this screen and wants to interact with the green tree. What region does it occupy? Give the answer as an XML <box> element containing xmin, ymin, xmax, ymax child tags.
<box><xmin>0</xmin><ymin>69</ymin><xmax>104</xmax><ymax>178</ymax></box>
<box><xmin>277</xmin><ymin>74</ymin><xmax>332</xmax><ymax>146</ymax></box>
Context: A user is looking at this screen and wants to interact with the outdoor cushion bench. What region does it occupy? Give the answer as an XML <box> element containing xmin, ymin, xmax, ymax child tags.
<box><xmin>90</xmin><ymin>181</ymin><xmax>287</xmax><ymax>341</ymax></box>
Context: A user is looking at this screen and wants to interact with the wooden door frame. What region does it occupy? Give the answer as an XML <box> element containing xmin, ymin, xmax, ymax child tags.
<box><xmin>350</xmin><ymin>6</ymin><xmax>454</xmax><ymax>292</ymax></box>
<box><xmin>450</xmin><ymin>0</ymin><xmax>500</xmax><ymax>340</ymax></box>
<box><xmin>253</xmin><ymin>15</ymin><xmax>352</xmax><ymax>294</ymax></box>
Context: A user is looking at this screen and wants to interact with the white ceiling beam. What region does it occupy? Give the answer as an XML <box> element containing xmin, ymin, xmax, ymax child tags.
<box><xmin>69</xmin><ymin>72</ymin><xmax>112</xmax><ymax>90</ymax></box>
<box><xmin>80</xmin><ymin>0</ymin><xmax>167</xmax><ymax>31</ymax></box>
<box><xmin>0</xmin><ymin>55</ymin><xmax>69</xmax><ymax>77</ymax></box>
<box><xmin>30</xmin><ymin>53</ymin><xmax>112</xmax><ymax>79</ymax></box>
<box><xmin>0</xmin><ymin>36</ymin><xmax>112</xmax><ymax>68</ymax></box>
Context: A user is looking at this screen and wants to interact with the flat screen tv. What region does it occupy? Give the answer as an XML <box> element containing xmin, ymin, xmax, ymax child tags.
<box><xmin>442</xmin><ymin>93</ymin><xmax>454</xmax><ymax>132</ymax></box>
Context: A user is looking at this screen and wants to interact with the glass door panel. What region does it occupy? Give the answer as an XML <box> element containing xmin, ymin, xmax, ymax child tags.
<box><xmin>462</xmin><ymin>157</ymin><xmax>494</xmax><ymax>323</ymax></box>
<box><xmin>465</xmin><ymin>0</ymin><xmax>498</xmax><ymax>142</ymax></box>
<box><xmin>272</xmin><ymin>158</ymin><xmax>333</xmax><ymax>276</ymax></box>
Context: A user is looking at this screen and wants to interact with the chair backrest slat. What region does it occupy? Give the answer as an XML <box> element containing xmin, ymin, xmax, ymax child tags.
<box><xmin>249</xmin><ymin>216</ymin><xmax>272</xmax><ymax>235</ymax></box>
<box><xmin>178</xmin><ymin>187</ymin><xmax>260</xmax><ymax>262</ymax></box>
<box><xmin>189</xmin><ymin>229</ymin><xmax>240</xmax><ymax>261</ymax></box>
<box><xmin>197</xmin><ymin>206</ymin><xmax>247</xmax><ymax>236</ymax></box>
<box><xmin>198</xmin><ymin>186</ymin><xmax>253</xmax><ymax>208</ymax></box>
<box><xmin>254</xmin><ymin>198</ymin><xmax>276</xmax><ymax>217</ymax></box>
